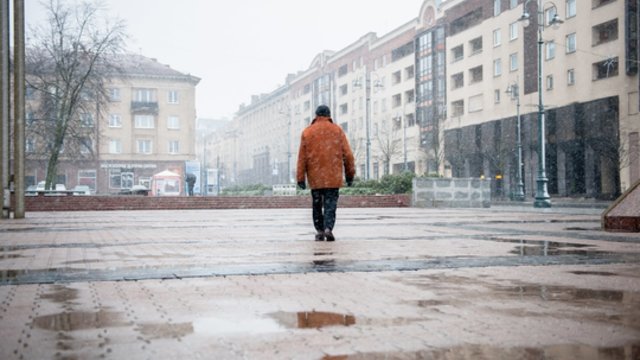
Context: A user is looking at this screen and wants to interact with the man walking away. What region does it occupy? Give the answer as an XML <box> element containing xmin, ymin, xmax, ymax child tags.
<box><xmin>296</xmin><ymin>105</ymin><xmax>355</xmax><ymax>241</ymax></box>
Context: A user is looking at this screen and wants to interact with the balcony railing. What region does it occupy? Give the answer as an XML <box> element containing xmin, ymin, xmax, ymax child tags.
<box><xmin>131</xmin><ymin>101</ymin><xmax>159</xmax><ymax>114</ymax></box>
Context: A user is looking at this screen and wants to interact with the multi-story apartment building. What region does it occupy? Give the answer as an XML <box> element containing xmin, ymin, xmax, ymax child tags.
<box><xmin>25</xmin><ymin>54</ymin><xmax>200</xmax><ymax>194</ymax></box>
<box><xmin>211</xmin><ymin>0</ymin><xmax>639</xmax><ymax>200</ymax></box>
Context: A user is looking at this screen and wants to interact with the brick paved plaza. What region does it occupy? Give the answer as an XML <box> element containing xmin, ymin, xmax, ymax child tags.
<box><xmin>0</xmin><ymin>206</ymin><xmax>639</xmax><ymax>359</ymax></box>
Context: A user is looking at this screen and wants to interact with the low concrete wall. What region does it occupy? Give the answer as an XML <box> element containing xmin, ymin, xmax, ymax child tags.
<box><xmin>602</xmin><ymin>179</ymin><xmax>640</xmax><ymax>232</ymax></box>
<box><xmin>14</xmin><ymin>194</ymin><xmax>410</xmax><ymax>212</ymax></box>
<box><xmin>412</xmin><ymin>178</ymin><xmax>491</xmax><ymax>208</ymax></box>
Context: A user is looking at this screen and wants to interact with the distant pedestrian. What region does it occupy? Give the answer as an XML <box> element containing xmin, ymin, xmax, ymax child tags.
<box><xmin>296</xmin><ymin>105</ymin><xmax>355</xmax><ymax>241</ymax></box>
<box><xmin>185</xmin><ymin>173</ymin><xmax>196</xmax><ymax>196</ymax></box>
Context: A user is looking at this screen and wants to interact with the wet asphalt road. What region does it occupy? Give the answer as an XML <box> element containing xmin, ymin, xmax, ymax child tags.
<box><xmin>0</xmin><ymin>206</ymin><xmax>639</xmax><ymax>359</ymax></box>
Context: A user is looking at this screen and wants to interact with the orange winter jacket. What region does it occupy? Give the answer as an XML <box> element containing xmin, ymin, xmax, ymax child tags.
<box><xmin>296</xmin><ymin>116</ymin><xmax>355</xmax><ymax>190</ymax></box>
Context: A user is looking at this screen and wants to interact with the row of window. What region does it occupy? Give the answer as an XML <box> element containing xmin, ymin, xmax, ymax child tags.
<box><xmin>26</xmin><ymin>138</ymin><xmax>182</xmax><ymax>155</ymax></box>
<box><xmin>108</xmin><ymin>139</ymin><xmax>181</xmax><ymax>154</ymax></box>
<box><xmin>453</xmin><ymin>56</ymin><xmax>619</xmax><ymax>117</ymax></box>
<box><xmin>109</xmin><ymin>87</ymin><xmax>181</xmax><ymax>104</ymax></box>
<box><xmin>493</xmin><ymin>0</ymin><xmax>578</xmax><ymax>18</ymax></box>
<box><xmin>108</xmin><ymin>114</ymin><xmax>181</xmax><ymax>129</ymax></box>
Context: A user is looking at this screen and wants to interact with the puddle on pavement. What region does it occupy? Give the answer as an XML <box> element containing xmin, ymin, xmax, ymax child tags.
<box><xmin>32</xmin><ymin>310</ymin><xmax>127</xmax><ymax>331</ymax></box>
<box><xmin>0</xmin><ymin>253</ymin><xmax>23</xmax><ymax>259</ymax></box>
<box><xmin>0</xmin><ymin>268</ymin><xmax>61</xmax><ymax>283</ymax></box>
<box><xmin>569</xmin><ymin>270</ymin><xmax>619</xmax><ymax>276</ymax></box>
<box><xmin>40</xmin><ymin>285</ymin><xmax>79</xmax><ymax>303</ymax></box>
<box><xmin>136</xmin><ymin>322</ymin><xmax>193</xmax><ymax>339</ymax></box>
<box><xmin>494</xmin><ymin>239</ymin><xmax>613</xmax><ymax>257</ymax></box>
<box><xmin>491</xmin><ymin>284</ymin><xmax>626</xmax><ymax>303</ymax></box>
<box><xmin>271</xmin><ymin>311</ymin><xmax>355</xmax><ymax>329</ymax></box>
<box><xmin>322</xmin><ymin>343</ymin><xmax>640</xmax><ymax>360</ymax></box>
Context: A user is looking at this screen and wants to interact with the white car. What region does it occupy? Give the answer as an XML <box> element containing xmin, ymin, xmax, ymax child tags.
<box><xmin>72</xmin><ymin>185</ymin><xmax>93</xmax><ymax>195</ymax></box>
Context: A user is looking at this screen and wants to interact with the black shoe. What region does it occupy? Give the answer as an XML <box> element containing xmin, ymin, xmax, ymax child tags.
<box><xmin>315</xmin><ymin>231</ymin><xmax>325</xmax><ymax>241</ymax></box>
<box><xmin>324</xmin><ymin>229</ymin><xmax>335</xmax><ymax>242</ymax></box>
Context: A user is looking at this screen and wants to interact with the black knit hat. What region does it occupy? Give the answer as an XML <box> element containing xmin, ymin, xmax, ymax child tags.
<box><xmin>315</xmin><ymin>105</ymin><xmax>331</xmax><ymax>117</ymax></box>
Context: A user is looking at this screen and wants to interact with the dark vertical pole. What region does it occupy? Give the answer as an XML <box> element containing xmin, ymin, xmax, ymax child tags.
<box><xmin>0</xmin><ymin>0</ymin><xmax>10</xmax><ymax>217</ymax></box>
<box><xmin>12</xmin><ymin>0</ymin><xmax>24</xmax><ymax>218</ymax></box>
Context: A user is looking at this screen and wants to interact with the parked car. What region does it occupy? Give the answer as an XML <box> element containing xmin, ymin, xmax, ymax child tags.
<box><xmin>118</xmin><ymin>185</ymin><xmax>149</xmax><ymax>196</ymax></box>
<box><xmin>72</xmin><ymin>185</ymin><xmax>93</xmax><ymax>195</ymax></box>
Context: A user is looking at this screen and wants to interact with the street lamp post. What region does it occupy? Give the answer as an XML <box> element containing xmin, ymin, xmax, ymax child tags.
<box><xmin>353</xmin><ymin>67</ymin><xmax>383</xmax><ymax>181</ymax></box>
<box><xmin>519</xmin><ymin>0</ymin><xmax>563</xmax><ymax>208</ymax></box>
<box><xmin>506</xmin><ymin>83</ymin><xmax>525</xmax><ymax>201</ymax></box>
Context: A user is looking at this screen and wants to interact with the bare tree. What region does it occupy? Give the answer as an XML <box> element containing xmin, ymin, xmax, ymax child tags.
<box><xmin>376</xmin><ymin>117</ymin><xmax>402</xmax><ymax>175</ymax></box>
<box><xmin>25</xmin><ymin>0</ymin><xmax>125</xmax><ymax>189</ymax></box>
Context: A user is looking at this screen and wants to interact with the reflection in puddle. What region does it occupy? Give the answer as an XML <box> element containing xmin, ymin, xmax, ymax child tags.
<box><xmin>569</xmin><ymin>270</ymin><xmax>618</xmax><ymax>276</ymax></box>
<box><xmin>137</xmin><ymin>322</ymin><xmax>193</xmax><ymax>339</ymax></box>
<box><xmin>323</xmin><ymin>343</ymin><xmax>640</xmax><ymax>360</ymax></box>
<box><xmin>492</xmin><ymin>284</ymin><xmax>625</xmax><ymax>303</ymax></box>
<box><xmin>271</xmin><ymin>311</ymin><xmax>355</xmax><ymax>329</ymax></box>
<box><xmin>193</xmin><ymin>316</ymin><xmax>284</xmax><ymax>336</ymax></box>
<box><xmin>40</xmin><ymin>285</ymin><xmax>79</xmax><ymax>303</ymax></box>
<box><xmin>0</xmin><ymin>268</ymin><xmax>60</xmax><ymax>283</ymax></box>
<box><xmin>32</xmin><ymin>310</ymin><xmax>127</xmax><ymax>331</ymax></box>
<box><xmin>502</xmin><ymin>240</ymin><xmax>609</xmax><ymax>257</ymax></box>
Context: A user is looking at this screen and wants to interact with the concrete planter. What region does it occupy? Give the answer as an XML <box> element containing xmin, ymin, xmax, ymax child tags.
<box><xmin>412</xmin><ymin>178</ymin><xmax>491</xmax><ymax>208</ymax></box>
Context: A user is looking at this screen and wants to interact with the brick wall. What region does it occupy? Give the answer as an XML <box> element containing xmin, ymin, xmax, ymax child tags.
<box><xmin>20</xmin><ymin>194</ymin><xmax>410</xmax><ymax>212</ymax></box>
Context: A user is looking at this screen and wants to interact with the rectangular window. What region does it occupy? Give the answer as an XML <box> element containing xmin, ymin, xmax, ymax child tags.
<box><xmin>593</xmin><ymin>57</ymin><xmax>619</xmax><ymax>79</ymax></box>
<box><xmin>592</xmin><ymin>19</ymin><xmax>618</xmax><ymax>46</ymax></box>
<box><xmin>510</xmin><ymin>0</ymin><xmax>518</xmax><ymax>9</ymax></box>
<box><xmin>493</xmin><ymin>29</ymin><xmax>501</xmax><ymax>47</ymax></box>
<box><xmin>109</xmin><ymin>88</ymin><xmax>120</xmax><ymax>102</ymax></box>
<box><xmin>168</xmin><ymin>141</ymin><xmax>180</xmax><ymax>154</ymax></box>
<box><xmin>451</xmin><ymin>45</ymin><xmax>464</xmax><ymax>62</ymax></box>
<box><xmin>567</xmin><ymin>69</ymin><xmax>576</xmax><ymax>85</ymax></box>
<box><xmin>392</xmin><ymin>71</ymin><xmax>401</xmax><ymax>85</ymax></box>
<box><xmin>109</xmin><ymin>169</ymin><xmax>122</xmax><ymax>189</ymax></box>
<box><xmin>405</xmin><ymin>65</ymin><xmax>414</xmax><ymax>80</ymax></box>
<box><xmin>134</xmin><ymin>115</ymin><xmax>154</xmax><ymax>129</ymax></box>
<box><xmin>136</xmin><ymin>139</ymin><xmax>152</xmax><ymax>154</ymax></box>
<box><xmin>493</xmin><ymin>59</ymin><xmax>502</xmax><ymax>76</ymax></box>
<box><xmin>509</xmin><ymin>22</ymin><xmax>518</xmax><ymax>41</ymax></box>
<box><xmin>133</xmin><ymin>88</ymin><xmax>156</xmax><ymax>102</ymax></box>
<box><xmin>167</xmin><ymin>116</ymin><xmax>180</xmax><ymax>129</ymax></box>
<box><xmin>469</xmin><ymin>65</ymin><xmax>483</xmax><ymax>83</ymax></box>
<box><xmin>167</xmin><ymin>90</ymin><xmax>179</xmax><ymax>104</ymax></box>
<box><xmin>392</xmin><ymin>94</ymin><xmax>402</xmax><ymax>108</ymax></box>
<box><xmin>339</xmin><ymin>84</ymin><xmax>348</xmax><ymax>96</ymax></box>
<box><xmin>405</xmin><ymin>89</ymin><xmax>415</xmax><ymax>103</ymax></box>
<box><xmin>494</xmin><ymin>89</ymin><xmax>501</xmax><ymax>104</ymax></box>
<box><xmin>592</xmin><ymin>0</ymin><xmax>615</xmax><ymax>8</ymax></box>
<box><xmin>77</xmin><ymin>170</ymin><xmax>96</xmax><ymax>191</ymax></box>
<box><xmin>109</xmin><ymin>114</ymin><xmax>122</xmax><ymax>128</ymax></box>
<box><xmin>338</xmin><ymin>64</ymin><xmax>348</xmax><ymax>77</ymax></box>
<box><xmin>80</xmin><ymin>113</ymin><xmax>94</xmax><ymax>127</ymax></box>
<box><xmin>26</xmin><ymin>138</ymin><xmax>35</xmax><ymax>153</ymax></box>
<box><xmin>545</xmin><ymin>41</ymin><xmax>556</xmax><ymax>60</ymax></box>
<box><xmin>494</xmin><ymin>0</ymin><xmax>501</xmax><ymax>16</ymax></box>
<box><xmin>340</xmin><ymin>103</ymin><xmax>348</xmax><ymax>114</ymax></box>
<box><xmin>470</xmin><ymin>37</ymin><xmax>483</xmax><ymax>54</ymax></box>
<box><xmin>544</xmin><ymin>7</ymin><xmax>558</xmax><ymax>26</ymax></box>
<box><xmin>80</xmin><ymin>137</ymin><xmax>93</xmax><ymax>154</ymax></box>
<box><xmin>452</xmin><ymin>72</ymin><xmax>464</xmax><ymax>89</ymax></box>
<box><xmin>566</xmin><ymin>0</ymin><xmax>576</xmax><ymax>18</ymax></box>
<box><xmin>546</xmin><ymin>75</ymin><xmax>554</xmax><ymax>90</ymax></box>
<box><xmin>109</xmin><ymin>139</ymin><xmax>122</xmax><ymax>154</ymax></box>
<box><xmin>566</xmin><ymin>33</ymin><xmax>576</xmax><ymax>53</ymax></box>
<box><xmin>510</xmin><ymin>53</ymin><xmax>518</xmax><ymax>71</ymax></box>
<box><xmin>451</xmin><ymin>100</ymin><xmax>464</xmax><ymax>117</ymax></box>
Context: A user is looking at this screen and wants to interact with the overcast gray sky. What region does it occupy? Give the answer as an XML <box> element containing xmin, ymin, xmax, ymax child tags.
<box><xmin>25</xmin><ymin>0</ymin><xmax>425</xmax><ymax>120</ymax></box>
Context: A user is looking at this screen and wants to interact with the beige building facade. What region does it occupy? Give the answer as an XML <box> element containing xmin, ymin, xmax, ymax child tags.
<box><xmin>211</xmin><ymin>0</ymin><xmax>638</xmax><ymax>199</ymax></box>
<box><xmin>25</xmin><ymin>54</ymin><xmax>200</xmax><ymax>194</ymax></box>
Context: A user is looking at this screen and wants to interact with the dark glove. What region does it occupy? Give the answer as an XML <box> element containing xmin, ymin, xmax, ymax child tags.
<box><xmin>346</xmin><ymin>177</ymin><xmax>353</xmax><ymax>187</ymax></box>
<box><xmin>297</xmin><ymin>181</ymin><xmax>306</xmax><ymax>190</ymax></box>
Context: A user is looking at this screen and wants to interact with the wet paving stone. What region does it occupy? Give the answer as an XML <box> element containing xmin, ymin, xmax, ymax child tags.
<box><xmin>0</xmin><ymin>207</ymin><xmax>639</xmax><ymax>359</ymax></box>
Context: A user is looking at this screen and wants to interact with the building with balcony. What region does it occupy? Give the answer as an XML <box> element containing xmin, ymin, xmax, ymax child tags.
<box><xmin>211</xmin><ymin>0</ymin><xmax>638</xmax><ymax>200</ymax></box>
<box><xmin>25</xmin><ymin>54</ymin><xmax>200</xmax><ymax>194</ymax></box>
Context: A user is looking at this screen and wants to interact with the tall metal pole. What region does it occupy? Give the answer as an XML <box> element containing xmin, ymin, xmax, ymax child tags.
<box><xmin>365</xmin><ymin>68</ymin><xmax>371</xmax><ymax>180</ymax></box>
<box><xmin>533</xmin><ymin>0</ymin><xmax>551</xmax><ymax>207</ymax></box>
<box><xmin>12</xmin><ymin>0</ymin><xmax>25</xmax><ymax>218</ymax></box>
<box><xmin>511</xmin><ymin>83</ymin><xmax>525</xmax><ymax>201</ymax></box>
<box><xmin>1</xmin><ymin>0</ymin><xmax>10</xmax><ymax>218</ymax></box>
<box><xmin>402</xmin><ymin>114</ymin><xmax>407</xmax><ymax>172</ymax></box>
